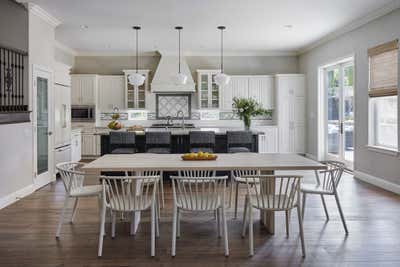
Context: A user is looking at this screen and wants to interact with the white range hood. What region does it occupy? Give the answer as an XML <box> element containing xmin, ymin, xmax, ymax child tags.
<box><xmin>151</xmin><ymin>54</ymin><xmax>195</xmax><ymax>93</ymax></box>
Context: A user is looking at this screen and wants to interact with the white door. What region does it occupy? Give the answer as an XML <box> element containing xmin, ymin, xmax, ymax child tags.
<box><xmin>324</xmin><ymin>61</ymin><xmax>354</xmax><ymax>167</ymax></box>
<box><xmin>33</xmin><ymin>65</ymin><xmax>54</xmax><ymax>188</ymax></box>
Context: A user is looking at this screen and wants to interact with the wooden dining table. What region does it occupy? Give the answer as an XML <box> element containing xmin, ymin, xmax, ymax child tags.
<box><xmin>82</xmin><ymin>153</ymin><xmax>325</xmax><ymax>234</ymax></box>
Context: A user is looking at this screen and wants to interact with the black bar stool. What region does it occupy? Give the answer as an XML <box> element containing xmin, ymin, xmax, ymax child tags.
<box><xmin>145</xmin><ymin>131</ymin><xmax>172</xmax><ymax>154</ymax></box>
<box><xmin>189</xmin><ymin>131</ymin><xmax>215</xmax><ymax>153</ymax></box>
<box><xmin>226</xmin><ymin>131</ymin><xmax>253</xmax><ymax>153</ymax></box>
<box><xmin>110</xmin><ymin>131</ymin><xmax>136</xmax><ymax>154</ymax></box>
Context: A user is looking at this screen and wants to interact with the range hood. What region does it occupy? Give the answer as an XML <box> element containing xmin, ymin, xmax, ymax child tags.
<box><xmin>151</xmin><ymin>53</ymin><xmax>195</xmax><ymax>93</ymax></box>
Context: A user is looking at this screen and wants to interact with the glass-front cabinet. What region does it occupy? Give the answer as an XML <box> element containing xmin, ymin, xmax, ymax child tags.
<box><xmin>197</xmin><ymin>70</ymin><xmax>221</xmax><ymax>109</ymax></box>
<box><xmin>123</xmin><ymin>70</ymin><xmax>150</xmax><ymax>109</ymax></box>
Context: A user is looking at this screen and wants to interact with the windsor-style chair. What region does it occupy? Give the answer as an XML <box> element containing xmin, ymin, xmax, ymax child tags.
<box><xmin>170</xmin><ymin>175</ymin><xmax>229</xmax><ymax>257</ymax></box>
<box><xmin>242</xmin><ymin>175</ymin><xmax>305</xmax><ymax>257</ymax></box>
<box><xmin>98</xmin><ymin>175</ymin><xmax>160</xmax><ymax>257</ymax></box>
<box><xmin>55</xmin><ymin>162</ymin><xmax>102</xmax><ymax>238</ymax></box>
<box><xmin>301</xmin><ymin>161</ymin><xmax>348</xmax><ymax>234</ymax></box>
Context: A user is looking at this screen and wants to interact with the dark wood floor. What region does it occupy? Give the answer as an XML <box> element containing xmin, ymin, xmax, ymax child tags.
<box><xmin>1</xmin><ymin>171</ymin><xmax>400</xmax><ymax>267</ymax></box>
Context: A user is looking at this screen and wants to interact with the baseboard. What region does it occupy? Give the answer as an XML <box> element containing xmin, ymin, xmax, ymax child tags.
<box><xmin>0</xmin><ymin>184</ymin><xmax>35</xmax><ymax>209</ymax></box>
<box><xmin>354</xmin><ymin>170</ymin><xmax>400</xmax><ymax>195</ymax></box>
<box><xmin>305</xmin><ymin>153</ymin><xmax>318</xmax><ymax>161</ymax></box>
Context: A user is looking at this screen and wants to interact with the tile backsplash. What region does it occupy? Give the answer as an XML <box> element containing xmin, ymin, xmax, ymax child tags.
<box><xmin>156</xmin><ymin>94</ymin><xmax>191</xmax><ymax>119</ymax></box>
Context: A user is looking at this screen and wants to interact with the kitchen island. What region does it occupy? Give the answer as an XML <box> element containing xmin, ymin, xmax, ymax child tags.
<box><xmin>97</xmin><ymin>127</ymin><xmax>261</xmax><ymax>154</ymax></box>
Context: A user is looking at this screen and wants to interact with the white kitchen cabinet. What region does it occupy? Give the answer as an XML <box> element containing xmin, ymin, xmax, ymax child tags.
<box><xmin>54</xmin><ymin>84</ymin><xmax>71</xmax><ymax>148</ymax></box>
<box><xmin>71</xmin><ymin>75</ymin><xmax>98</xmax><ymax>105</ymax></box>
<box><xmin>275</xmin><ymin>74</ymin><xmax>305</xmax><ymax>154</ymax></box>
<box><xmin>123</xmin><ymin>70</ymin><xmax>150</xmax><ymax>109</ymax></box>
<box><xmin>257</xmin><ymin>126</ymin><xmax>279</xmax><ymax>153</ymax></box>
<box><xmin>248</xmin><ymin>76</ymin><xmax>274</xmax><ymax>109</ymax></box>
<box><xmin>221</xmin><ymin>76</ymin><xmax>249</xmax><ymax>110</ymax></box>
<box><xmin>81</xmin><ymin>133</ymin><xmax>100</xmax><ymax>157</ymax></box>
<box><xmin>98</xmin><ymin>75</ymin><xmax>125</xmax><ymax>111</ymax></box>
<box><xmin>197</xmin><ymin>70</ymin><xmax>221</xmax><ymax>109</ymax></box>
<box><xmin>71</xmin><ymin>130</ymin><xmax>81</xmax><ymax>162</ymax></box>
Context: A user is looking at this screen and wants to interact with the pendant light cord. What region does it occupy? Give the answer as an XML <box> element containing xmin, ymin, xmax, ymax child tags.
<box><xmin>220</xmin><ymin>28</ymin><xmax>223</xmax><ymax>73</ymax></box>
<box><xmin>178</xmin><ymin>28</ymin><xmax>181</xmax><ymax>73</ymax></box>
<box><xmin>135</xmin><ymin>28</ymin><xmax>139</xmax><ymax>73</ymax></box>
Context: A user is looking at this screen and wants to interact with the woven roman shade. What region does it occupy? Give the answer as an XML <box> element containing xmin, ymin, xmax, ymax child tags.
<box><xmin>368</xmin><ymin>39</ymin><xmax>399</xmax><ymax>97</ymax></box>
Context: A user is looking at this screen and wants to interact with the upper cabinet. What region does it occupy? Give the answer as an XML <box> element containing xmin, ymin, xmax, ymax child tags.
<box><xmin>221</xmin><ymin>75</ymin><xmax>274</xmax><ymax>110</ymax></box>
<box><xmin>197</xmin><ymin>70</ymin><xmax>221</xmax><ymax>109</ymax></box>
<box><xmin>97</xmin><ymin>75</ymin><xmax>124</xmax><ymax>111</ymax></box>
<box><xmin>71</xmin><ymin>74</ymin><xmax>98</xmax><ymax>105</ymax></box>
<box><xmin>123</xmin><ymin>70</ymin><xmax>150</xmax><ymax>109</ymax></box>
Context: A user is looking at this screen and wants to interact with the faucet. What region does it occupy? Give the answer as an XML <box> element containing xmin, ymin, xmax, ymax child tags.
<box><xmin>166</xmin><ymin>116</ymin><xmax>173</xmax><ymax>126</ymax></box>
<box><xmin>176</xmin><ymin>110</ymin><xmax>185</xmax><ymax>128</ymax></box>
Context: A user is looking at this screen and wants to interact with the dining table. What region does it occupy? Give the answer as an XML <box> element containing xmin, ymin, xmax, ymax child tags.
<box><xmin>82</xmin><ymin>153</ymin><xmax>326</xmax><ymax>234</ymax></box>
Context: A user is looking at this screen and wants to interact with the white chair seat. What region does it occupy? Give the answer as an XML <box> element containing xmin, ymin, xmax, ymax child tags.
<box><xmin>301</xmin><ymin>183</ymin><xmax>333</xmax><ymax>195</ymax></box>
<box><xmin>108</xmin><ymin>195</ymin><xmax>152</xmax><ymax>211</ymax></box>
<box><xmin>177</xmin><ymin>195</ymin><xmax>221</xmax><ymax>211</ymax></box>
<box><xmin>248</xmin><ymin>194</ymin><xmax>292</xmax><ymax>210</ymax></box>
<box><xmin>70</xmin><ymin>185</ymin><xmax>102</xmax><ymax>197</ymax></box>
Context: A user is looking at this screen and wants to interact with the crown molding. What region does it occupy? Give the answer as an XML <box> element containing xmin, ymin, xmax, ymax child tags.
<box><xmin>54</xmin><ymin>41</ymin><xmax>78</xmax><ymax>56</ymax></box>
<box><xmin>26</xmin><ymin>3</ymin><xmax>61</xmax><ymax>28</ymax></box>
<box><xmin>299</xmin><ymin>0</ymin><xmax>400</xmax><ymax>54</ymax></box>
<box><xmin>75</xmin><ymin>51</ymin><xmax>159</xmax><ymax>57</ymax></box>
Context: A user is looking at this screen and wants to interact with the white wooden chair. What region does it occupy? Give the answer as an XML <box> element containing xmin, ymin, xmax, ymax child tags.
<box><xmin>301</xmin><ymin>161</ymin><xmax>348</xmax><ymax>234</ymax></box>
<box><xmin>242</xmin><ymin>175</ymin><xmax>305</xmax><ymax>257</ymax></box>
<box><xmin>98</xmin><ymin>175</ymin><xmax>160</xmax><ymax>257</ymax></box>
<box><xmin>229</xmin><ymin>169</ymin><xmax>260</xmax><ymax>218</ymax></box>
<box><xmin>170</xmin><ymin>175</ymin><xmax>229</xmax><ymax>257</ymax></box>
<box><xmin>55</xmin><ymin>162</ymin><xmax>102</xmax><ymax>238</ymax></box>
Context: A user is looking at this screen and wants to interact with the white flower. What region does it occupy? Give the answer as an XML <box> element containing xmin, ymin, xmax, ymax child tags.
<box><xmin>239</xmin><ymin>108</ymin><xmax>244</xmax><ymax>113</ymax></box>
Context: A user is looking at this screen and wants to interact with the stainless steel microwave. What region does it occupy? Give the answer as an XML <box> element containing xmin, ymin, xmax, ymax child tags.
<box><xmin>71</xmin><ymin>105</ymin><xmax>95</xmax><ymax>122</ymax></box>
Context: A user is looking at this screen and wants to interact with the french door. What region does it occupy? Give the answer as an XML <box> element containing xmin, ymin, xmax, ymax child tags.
<box><xmin>324</xmin><ymin>60</ymin><xmax>354</xmax><ymax>168</ymax></box>
<box><xmin>33</xmin><ymin>65</ymin><xmax>54</xmax><ymax>188</ymax></box>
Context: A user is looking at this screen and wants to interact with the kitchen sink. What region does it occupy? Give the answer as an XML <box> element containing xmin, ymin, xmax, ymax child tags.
<box><xmin>150</xmin><ymin>123</ymin><xmax>195</xmax><ymax>128</ymax></box>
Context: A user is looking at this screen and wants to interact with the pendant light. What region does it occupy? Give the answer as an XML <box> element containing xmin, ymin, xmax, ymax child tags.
<box><xmin>214</xmin><ymin>26</ymin><xmax>230</xmax><ymax>87</ymax></box>
<box><xmin>128</xmin><ymin>26</ymin><xmax>145</xmax><ymax>86</ymax></box>
<box><xmin>173</xmin><ymin>26</ymin><xmax>187</xmax><ymax>85</ymax></box>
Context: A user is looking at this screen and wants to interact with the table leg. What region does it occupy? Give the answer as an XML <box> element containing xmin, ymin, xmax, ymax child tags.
<box><xmin>260</xmin><ymin>170</ymin><xmax>275</xmax><ymax>234</ymax></box>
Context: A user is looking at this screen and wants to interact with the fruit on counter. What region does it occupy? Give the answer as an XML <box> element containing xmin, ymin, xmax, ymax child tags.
<box><xmin>181</xmin><ymin>151</ymin><xmax>217</xmax><ymax>160</ymax></box>
<box><xmin>108</xmin><ymin>120</ymin><xmax>122</xmax><ymax>130</ymax></box>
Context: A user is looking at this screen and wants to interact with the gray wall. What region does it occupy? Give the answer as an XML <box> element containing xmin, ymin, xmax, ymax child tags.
<box><xmin>0</xmin><ymin>0</ymin><xmax>28</xmax><ymax>52</ymax></box>
<box><xmin>54</xmin><ymin>46</ymin><xmax>75</xmax><ymax>66</ymax></box>
<box><xmin>72</xmin><ymin>55</ymin><xmax>298</xmax><ymax>77</ymax></box>
<box><xmin>299</xmin><ymin>8</ymin><xmax>400</xmax><ymax>185</ymax></box>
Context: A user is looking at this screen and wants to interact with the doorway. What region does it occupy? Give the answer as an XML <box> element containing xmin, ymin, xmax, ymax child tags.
<box><xmin>321</xmin><ymin>59</ymin><xmax>354</xmax><ymax>168</ymax></box>
<box><xmin>33</xmin><ymin>65</ymin><xmax>54</xmax><ymax>188</ymax></box>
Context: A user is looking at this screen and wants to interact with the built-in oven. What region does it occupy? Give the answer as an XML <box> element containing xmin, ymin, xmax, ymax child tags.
<box><xmin>71</xmin><ymin>105</ymin><xmax>95</xmax><ymax>122</ymax></box>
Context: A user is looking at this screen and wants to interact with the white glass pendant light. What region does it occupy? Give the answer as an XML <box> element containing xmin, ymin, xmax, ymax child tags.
<box><xmin>214</xmin><ymin>26</ymin><xmax>230</xmax><ymax>87</ymax></box>
<box><xmin>173</xmin><ymin>26</ymin><xmax>187</xmax><ymax>85</ymax></box>
<box><xmin>128</xmin><ymin>26</ymin><xmax>145</xmax><ymax>86</ymax></box>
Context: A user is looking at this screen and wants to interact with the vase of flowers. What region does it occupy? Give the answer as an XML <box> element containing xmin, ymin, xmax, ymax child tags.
<box><xmin>232</xmin><ymin>97</ymin><xmax>272</xmax><ymax>130</ymax></box>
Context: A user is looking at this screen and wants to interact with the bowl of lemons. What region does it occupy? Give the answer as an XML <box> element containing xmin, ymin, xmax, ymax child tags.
<box><xmin>181</xmin><ymin>151</ymin><xmax>217</xmax><ymax>161</ymax></box>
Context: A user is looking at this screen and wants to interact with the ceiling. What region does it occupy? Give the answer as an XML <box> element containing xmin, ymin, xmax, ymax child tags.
<box><xmin>26</xmin><ymin>0</ymin><xmax>397</xmax><ymax>55</ymax></box>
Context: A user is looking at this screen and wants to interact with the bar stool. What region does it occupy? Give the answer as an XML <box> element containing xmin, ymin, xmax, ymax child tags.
<box><xmin>145</xmin><ymin>131</ymin><xmax>172</xmax><ymax>154</ymax></box>
<box><xmin>110</xmin><ymin>131</ymin><xmax>136</xmax><ymax>154</ymax></box>
<box><xmin>189</xmin><ymin>131</ymin><xmax>215</xmax><ymax>153</ymax></box>
<box><xmin>226</xmin><ymin>131</ymin><xmax>253</xmax><ymax>153</ymax></box>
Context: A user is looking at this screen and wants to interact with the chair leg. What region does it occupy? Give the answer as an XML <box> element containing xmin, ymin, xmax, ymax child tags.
<box><xmin>248</xmin><ymin>205</ymin><xmax>254</xmax><ymax>256</ymax></box>
<box><xmin>242</xmin><ymin>195</ymin><xmax>248</xmax><ymax>238</ymax></box>
<box><xmin>111</xmin><ymin>212</ymin><xmax>116</xmax><ymax>239</ymax></box>
<box><xmin>334</xmin><ymin>192</ymin><xmax>348</xmax><ymax>234</ymax></box>
<box><xmin>217</xmin><ymin>208</ymin><xmax>221</xmax><ymax>238</ymax></box>
<box><xmin>301</xmin><ymin>192</ymin><xmax>307</xmax><ymax>221</ymax></box>
<box><xmin>222</xmin><ymin>204</ymin><xmax>229</xmax><ymax>256</ymax></box>
<box><xmin>56</xmin><ymin>196</ymin><xmax>69</xmax><ymax>238</ymax></box>
<box><xmin>285</xmin><ymin>210</ymin><xmax>290</xmax><ymax>237</ymax></box>
<box><xmin>177</xmin><ymin>209</ymin><xmax>181</xmax><ymax>238</ymax></box>
<box><xmin>229</xmin><ymin>177</ymin><xmax>234</xmax><ymax>208</ymax></box>
<box><xmin>130</xmin><ymin>212</ymin><xmax>136</xmax><ymax>236</ymax></box>
<box><xmin>98</xmin><ymin>201</ymin><xmax>106</xmax><ymax>257</ymax></box>
<box><xmin>320</xmin><ymin>194</ymin><xmax>329</xmax><ymax>220</ymax></box>
<box><xmin>70</xmin><ymin>198</ymin><xmax>79</xmax><ymax>223</ymax></box>
<box><xmin>296</xmin><ymin>206</ymin><xmax>306</xmax><ymax>258</ymax></box>
<box><xmin>160</xmin><ymin>173</ymin><xmax>165</xmax><ymax>208</ymax></box>
<box><xmin>156</xmin><ymin>200</ymin><xmax>160</xmax><ymax>238</ymax></box>
<box><xmin>234</xmin><ymin>182</ymin><xmax>239</xmax><ymax>219</ymax></box>
<box><xmin>171</xmin><ymin>204</ymin><xmax>177</xmax><ymax>257</ymax></box>
<box><xmin>151</xmin><ymin>202</ymin><xmax>156</xmax><ymax>257</ymax></box>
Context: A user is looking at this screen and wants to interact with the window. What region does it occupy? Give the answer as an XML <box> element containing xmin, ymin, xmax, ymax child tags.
<box><xmin>368</xmin><ymin>39</ymin><xmax>398</xmax><ymax>150</ymax></box>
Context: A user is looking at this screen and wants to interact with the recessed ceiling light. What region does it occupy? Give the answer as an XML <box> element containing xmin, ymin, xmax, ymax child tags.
<box><xmin>80</xmin><ymin>25</ymin><xmax>88</xmax><ymax>30</ymax></box>
<box><xmin>284</xmin><ymin>24</ymin><xmax>293</xmax><ymax>29</ymax></box>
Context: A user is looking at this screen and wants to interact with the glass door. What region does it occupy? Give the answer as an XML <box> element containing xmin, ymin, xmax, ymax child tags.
<box><xmin>324</xmin><ymin>60</ymin><xmax>354</xmax><ymax>167</ymax></box>
<box><xmin>33</xmin><ymin>66</ymin><xmax>53</xmax><ymax>187</ymax></box>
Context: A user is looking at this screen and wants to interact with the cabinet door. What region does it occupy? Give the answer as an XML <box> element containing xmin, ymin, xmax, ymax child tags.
<box><xmin>222</xmin><ymin>76</ymin><xmax>249</xmax><ymax>110</ymax></box>
<box><xmin>81</xmin><ymin>134</ymin><xmax>95</xmax><ymax>156</ymax></box>
<box><xmin>80</xmin><ymin>76</ymin><xmax>96</xmax><ymax>105</ymax></box>
<box><xmin>248</xmin><ymin>76</ymin><xmax>274</xmax><ymax>109</ymax></box>
<box><xmin>71</xmin><ymin>78</ymin><xmax>81</xmax><ymax>105</ymax></box>
<box><xmin>98</xmin><ymin>76</ymin><xmax>124</xmax><ymax>111</ymax></box>
<box><xmin>199</xmin><ymin>73</ymin><xmax>209</xmax><ymax>108</ymax></box>
<box><xmin>71</xmin><ymin>133</ymin><xmax>81</xmax><ymax>162</ymax></box>
<box><xmin>258</xmin><ymin>127</ymin><xmax>278</xmax><ymax>153</ymax></box>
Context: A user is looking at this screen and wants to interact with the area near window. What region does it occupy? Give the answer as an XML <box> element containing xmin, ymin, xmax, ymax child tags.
<box><xmin>368</xmin><ymin>39</ymin><xmax>399</xmax><ymax>152</ymax></box>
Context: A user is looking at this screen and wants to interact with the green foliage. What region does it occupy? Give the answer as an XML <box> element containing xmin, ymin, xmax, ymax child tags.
<box><xmin>232</xmin><ymin>97</ymin><xmax>272</xmax><ymax>118</ymax></box>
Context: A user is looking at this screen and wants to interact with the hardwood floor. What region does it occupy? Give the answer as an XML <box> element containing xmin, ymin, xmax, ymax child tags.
<box><xmin>1</xmin><ymin>171</ymin><xmax>400</xmax><ymax>266</ymax></box>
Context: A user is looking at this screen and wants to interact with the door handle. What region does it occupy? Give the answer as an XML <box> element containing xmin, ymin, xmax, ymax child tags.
<box><xmin>340</xmin><ymin>122</ymin><xmax>344</xmax><ymax>135</ymax></box>
<box><xmin>47</xmin><ymin>131</ymin><xmax>53</xmax><ymax>136</ymax></box>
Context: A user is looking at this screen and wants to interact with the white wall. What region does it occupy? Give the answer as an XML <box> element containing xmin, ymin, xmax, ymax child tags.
<box><xmin>299</xmin><ymin>8</ymin><xmax>400</xmax><ymax>185</ymax></box>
